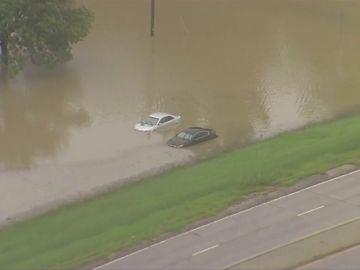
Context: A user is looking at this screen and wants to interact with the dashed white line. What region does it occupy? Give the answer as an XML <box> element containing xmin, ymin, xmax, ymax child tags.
<box><xmin>192</xmin><ymin>244</ymin><xmax>219</xmax><ymax>257</ymax></box>
<box><xmin>93</xmin><ymin>168</ymin><xmax>360</xmax><ymax>270</ymax></box>
<box><xmin>297</xmin><ymin>205</ymin><xmax>325</xmax><ymax>217</ymax></box>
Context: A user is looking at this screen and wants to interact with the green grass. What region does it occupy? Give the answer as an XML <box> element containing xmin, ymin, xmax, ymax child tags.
<box><xmin>2</xmin><ymin>114</ymin><xmax>360</xmax><ymax>269</ymax></box>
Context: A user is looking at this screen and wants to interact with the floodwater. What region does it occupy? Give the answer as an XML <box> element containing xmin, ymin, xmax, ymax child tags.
<box><xmin>2</xmin><ymin>0</ymin><xmax>360</xmax><ymax>225</ymax></box>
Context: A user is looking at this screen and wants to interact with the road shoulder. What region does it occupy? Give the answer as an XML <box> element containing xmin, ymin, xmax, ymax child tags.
<box><xmin>229</xmin><ymin>218</ymin><xmax>360</xmax><ymax>270</ymax></box>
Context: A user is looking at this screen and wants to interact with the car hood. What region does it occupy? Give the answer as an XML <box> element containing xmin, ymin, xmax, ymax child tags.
<box><xmin>134</xmin><ymin>123</ymin><xmax>155</xmax><ymax>132</ymax></box>
<box><xmin>167</xmin><ymin>137</ymin><xmax>188</xmax><ymax>148</ymax></box>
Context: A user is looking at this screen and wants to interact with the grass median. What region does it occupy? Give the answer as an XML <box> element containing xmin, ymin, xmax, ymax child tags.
<box><xmin>2</xmin><ymin>114</ymin><xmax>360</xmax><ymax>269</ymax></box>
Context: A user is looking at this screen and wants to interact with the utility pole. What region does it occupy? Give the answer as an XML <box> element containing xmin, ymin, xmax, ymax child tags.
<box><xmin>150</xmin><ymin>0</ymin><xmax>155</xmax><ymax>36</ymax></box>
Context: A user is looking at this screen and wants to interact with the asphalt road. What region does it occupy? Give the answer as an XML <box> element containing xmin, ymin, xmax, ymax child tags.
<box><xmin>94</xmin><ymin>169</ymin><xmax>360</xmax><ymax>270</ymax></box>
<box><xmin>297</xmin><ymin>244</ymin><xmax>360</xmax><ymax>270</ymax></box>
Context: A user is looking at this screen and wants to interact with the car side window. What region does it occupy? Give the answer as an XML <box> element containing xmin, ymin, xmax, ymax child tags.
<box><xmin>195</xmin><ymin>131</ymin><xmax>208</xmax><ymax>139</ymax></box>
<box><xmin>160</xmin><ymin>116</ymin><xmax>174</xmax><ymax>124</ymax></box>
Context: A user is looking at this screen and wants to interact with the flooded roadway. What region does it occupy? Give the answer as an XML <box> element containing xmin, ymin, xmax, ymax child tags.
<box><xmin>1</xmin><ymin>0</ymin><xmax>360</xmax><ymax>226</ymax></box>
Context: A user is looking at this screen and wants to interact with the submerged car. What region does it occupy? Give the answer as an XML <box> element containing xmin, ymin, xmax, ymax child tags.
<box><xmin>134</xmin><ymin>112</ymin><xmax>181</xmax><ymax>132</ymax></box>
<box><xmin>167</xmin><ymin>127</ymin><xmax>217</xmax><ymax>148</ymax></box>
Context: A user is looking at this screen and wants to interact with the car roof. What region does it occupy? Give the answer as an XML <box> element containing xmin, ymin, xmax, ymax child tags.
<box><xmin>181</xmin><ymin>127</ymin><xmax>214</xmax><ymax>135</ymax></box>
<box><xmin>149</xmin><ymin>112</ymin><xmax>175</xmax><ymax>118</ymax></box>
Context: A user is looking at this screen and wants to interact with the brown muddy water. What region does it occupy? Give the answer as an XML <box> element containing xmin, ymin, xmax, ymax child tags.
<box><xmin>1</xmin><ymin>0</ymin><xmax>360</xmax><ymax>226</ymax></box>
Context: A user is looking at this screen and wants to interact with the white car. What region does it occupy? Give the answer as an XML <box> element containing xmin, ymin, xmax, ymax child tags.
<box><xmin>134</xmin><ymin>112</ymin><xmax>181</xmax><ymax>132</ymax></box>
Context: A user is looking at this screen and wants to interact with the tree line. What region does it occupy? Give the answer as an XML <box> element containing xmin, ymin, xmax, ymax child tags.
<box><xmin>0</xmin><ymin>0</ymin><xmax>93</xmax><ymax>76</ymax></box>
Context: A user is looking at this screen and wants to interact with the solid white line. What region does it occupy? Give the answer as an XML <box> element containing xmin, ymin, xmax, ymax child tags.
<box><xmin>297</xmin><ymin>205</ymin><xmax>325</xmax><ymax>217</ymax></box>
<box><xmin>180</xmin><ymin>16</ymin><xmax>190</xmax><ymax>34</ymax></box>
<box><xmin>93</xmin><ymin>167</ymin><xmax>360</xmax><ymax>270</ymax></box>
<box><xmin>222</xmin><ymin>216</ymin><xmax>360</xmax><ymax>270</ymax></box>
<box><xmin>192</xmin><ymin>245</ymin><xmax>219</xmax><ymax>257</ymax></box>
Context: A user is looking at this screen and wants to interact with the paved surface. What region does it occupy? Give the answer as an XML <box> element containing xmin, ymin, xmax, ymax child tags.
<box><xmin>230</xmin><ymin>218</ymin><xmax>360</xmax><ymax>269</ymax></box>
<box><xmin>94</xmin><ymin>170</ymin><xmax>360</xmax><ymax>270</ymax></box>
<box><xmin>297</xmin><ymin>244</ymin><xmax>360</xmax><ymax>270</ymax></box>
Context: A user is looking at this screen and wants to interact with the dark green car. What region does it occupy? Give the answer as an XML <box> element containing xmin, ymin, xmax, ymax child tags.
<box><xmin>167</xmin><ymin>127</ymin><xmax>217</xmax><ymax>148</ymax></box>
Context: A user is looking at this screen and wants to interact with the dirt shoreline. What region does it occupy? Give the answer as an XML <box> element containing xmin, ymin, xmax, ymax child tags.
<box><xmin>1</xmin><ymin>141</ymin><xmax>356</xmax><ymax>231</ymax></box>
<box><xmin>0</xmin><ymin>145</ymin><xmax>194</xmax><ymax>228</ymax></box>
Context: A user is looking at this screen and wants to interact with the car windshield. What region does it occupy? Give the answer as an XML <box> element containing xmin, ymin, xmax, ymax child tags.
<box><xmin>141</xmin><ymin>116</ymin><xmax>159</xmax><ymax>126</ymax></box>
<box><xmin>177</xmin><ymin>132</ymin><xmax>193</xmax><ymax>140</ymax></box>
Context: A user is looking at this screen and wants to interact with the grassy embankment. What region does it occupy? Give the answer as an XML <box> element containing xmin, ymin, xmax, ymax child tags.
<box><xmin>2</xmin><ymin>114</ymin><xmax>360</xmax><ymax>269</ymax></box>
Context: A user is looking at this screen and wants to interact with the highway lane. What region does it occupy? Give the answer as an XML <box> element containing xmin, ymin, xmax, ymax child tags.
<box><xmin>94</xmin><ymin>169</ymin><xmax>360</xmax><ymax>270</ymax></box>
<box><xmin>297</xmin><ymin>244</ymin><xmax>360</xmax><ymax>270</ymax></box>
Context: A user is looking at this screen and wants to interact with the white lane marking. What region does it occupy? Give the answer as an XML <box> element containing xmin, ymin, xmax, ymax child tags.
<box><xmin>223</xmin><ymin>216</ymin><xmax>360</xmax><ymax>270</ymax></box>
<box><xmin>297</xmin><ymin>205</ymin><xmax>325</xmax><ymax>217</ymax></box>
<box><xmin>180</xmin><ymin>16</ymin><xmax>190</xmax><ymax>34</ymax></box>
<box><xmin>192</xmin><ymin>245</ymin><xmax>219</xmax><ymax>257</ymax></box>
<box><xmin>93</xmin><ymin>168</ymin><xmax>360</xmax><ymax>270</ymax></box>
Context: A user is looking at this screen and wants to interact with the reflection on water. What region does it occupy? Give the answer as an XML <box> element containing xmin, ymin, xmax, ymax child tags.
<box><xmin>0</xmin><ymin>68</ymin><xmax>89</xmax><ymax>169</ymax></box>
<box><xmin>2</xmin><ymin>0</ymin><xmax>360</xmax><ymax>168</ymax></box>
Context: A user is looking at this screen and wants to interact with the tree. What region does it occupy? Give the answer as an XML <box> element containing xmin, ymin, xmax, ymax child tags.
<box><xmin>0</xmin><ymin>0</ymin><xmax>93</xmax><ymax>76</ymax></box>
